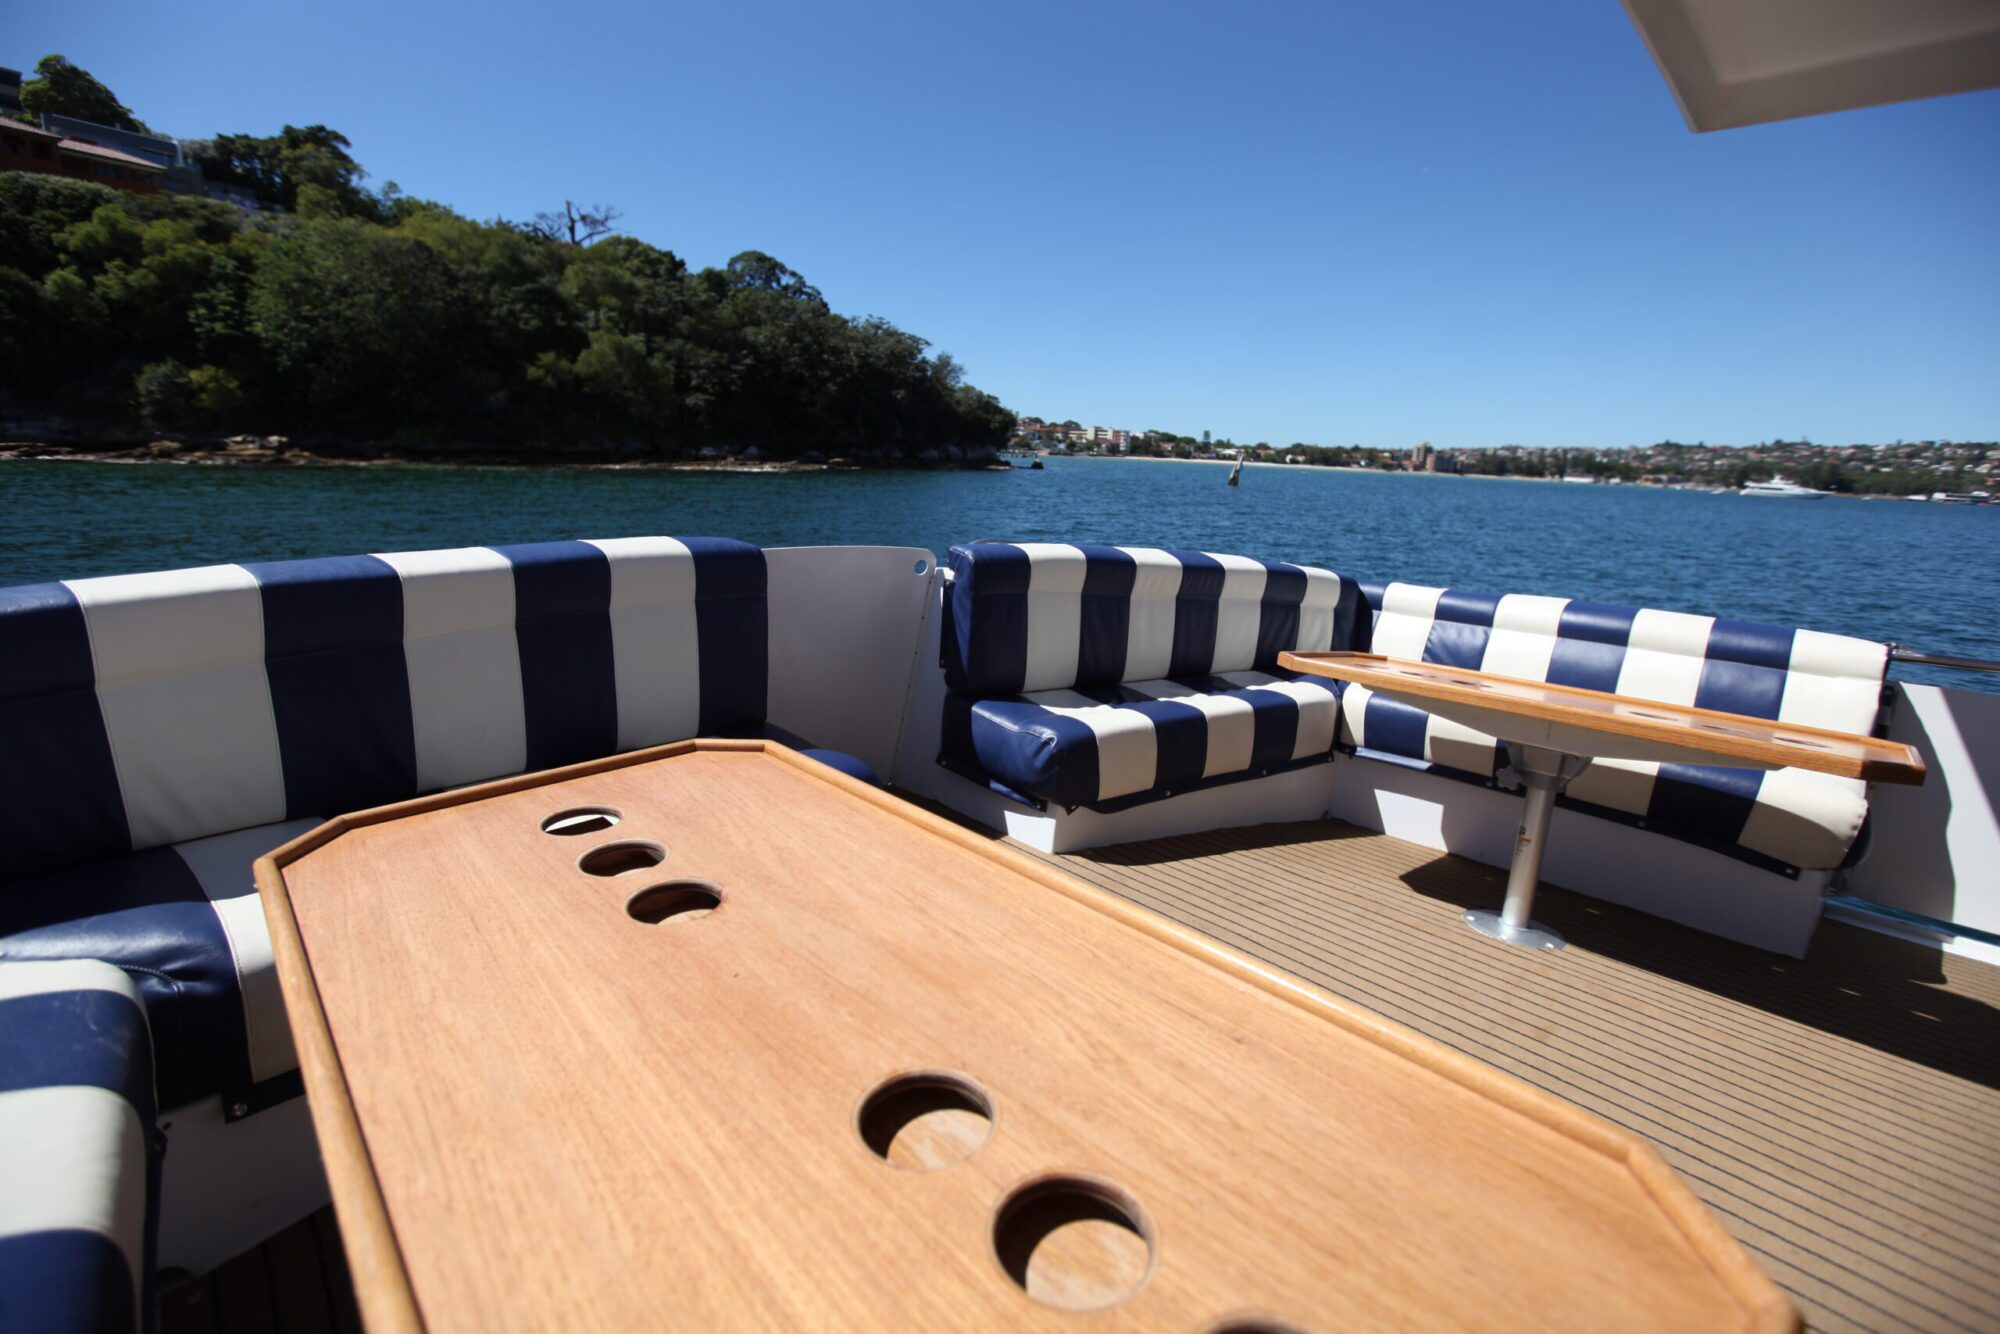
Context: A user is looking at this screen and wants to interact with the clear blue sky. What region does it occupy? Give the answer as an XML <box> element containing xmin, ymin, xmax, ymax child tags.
<box><xmin>13</xmin><ymin>1</ymin><xmax>1998</xmax><ymax>447</ymax></box>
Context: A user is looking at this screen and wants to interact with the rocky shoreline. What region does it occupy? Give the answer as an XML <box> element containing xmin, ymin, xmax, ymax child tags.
<box><xmin>0</xmin><ymin>429</ymin><xmax>1011</xmax><ymax>473</ymax></box>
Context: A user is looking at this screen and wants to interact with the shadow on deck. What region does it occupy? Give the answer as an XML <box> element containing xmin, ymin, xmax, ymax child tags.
<box><xmin>1084</xmin><ymin>818</ymin><xmax>2000</xmax><ymax>1090</ymax></box>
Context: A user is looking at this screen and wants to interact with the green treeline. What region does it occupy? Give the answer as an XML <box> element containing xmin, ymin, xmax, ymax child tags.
<box><xmin>0</xmin><ymin>60</ymin><xmax>1013</xmax><ymax>459</ymax></box>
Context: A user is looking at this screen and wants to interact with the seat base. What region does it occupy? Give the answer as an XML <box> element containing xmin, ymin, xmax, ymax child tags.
<box><xmin>929</xmin><ymin>756</ymin><xmax>1340</xmax><ymax>854</ymax></box>
<box><xmin>157</xmin><ymin>1091</ymin><xmax>328</xmax><ymax>1277</ymax></box>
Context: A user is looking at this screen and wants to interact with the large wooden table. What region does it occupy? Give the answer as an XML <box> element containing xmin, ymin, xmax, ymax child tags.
<box><xmin>258</xmin><ymin>739</ymin><xmax>1795</xmax><ymax>1332</ymax></box>
<box><xmin>1281</xmin><ymin>651</ymin><xmax>1926</xmax><ymax>949</ymax></box>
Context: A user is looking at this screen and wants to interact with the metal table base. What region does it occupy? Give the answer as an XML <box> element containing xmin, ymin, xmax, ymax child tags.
<box><xmin>1465</xmin><ymin>744</ymin><xmax>1592</xmax><ymax>952</ymax></box>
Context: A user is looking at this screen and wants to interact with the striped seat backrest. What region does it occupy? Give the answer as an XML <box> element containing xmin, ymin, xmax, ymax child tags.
<box><xmin>1349</xmin><ymin>580</ymin><xmax>1887</xmax><ymax>777</ymax></box>
<box><xmin>944</xmin><ymin>542</ymin><xmax>1364</xmax><ymax>697</ymax></box>
<box><xmin>0</xmin><ymin>537</ymin><xmax>766</xmax><ymax>880</ymax></box>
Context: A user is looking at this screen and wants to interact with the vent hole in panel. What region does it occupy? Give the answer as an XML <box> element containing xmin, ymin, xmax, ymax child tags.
<box><xmin>857</xmin><ymin>1072</ymin><xmax>993</xmax><ymax>1170</ymax></box>
<box><xmin>541</xmin><ymin>806</ymin><xmax>621</xmax><ymax>836</ymax></box>
<box><xmin>993</xmin><ymin>1177</ymin><xmax>1153</xmax><ymax>1311</ymax></box>
<box><xmin>578</xmin><ymin>841</ymin><xmax>666</xmax><ymax>877</ymax></box>
<box><xmin>626</xmin><ymin>880</ymin><xmax>721</xmax><ymax>924</ymax></box>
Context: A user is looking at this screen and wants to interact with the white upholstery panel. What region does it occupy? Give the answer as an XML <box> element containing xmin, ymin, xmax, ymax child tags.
<box><xmin>585</xmin><ymin>537</ymin><xmax>702</xmax><ymax>748</ymax></box>
<box><xmin>1119</xmin><ymin>547</ymin><xmax>1183</xmax><ymax>681</ymax></box>
<box><xmin>0</xmin><ymin>1085</ymin><xmax>148</xmax><ymax>1299</ymax></box>
<box><xmin>0</xmin><ymin>958</ymin><xmax>144</xmax><ymax>1006</ymax></box>
<box><xmin>1427</xmin><ymin>715</ymin><xmax>1502</xmax><ymax>776</ymax></box>
<box><xmin>1371</xmin><ymin>583</ymin><xmax>1445</xmax><ymax>660</ymax></box>
<box><xmin>1293</xmin><ymin>566</ymin><xmax>1346</xmax><ymax>652</ymax></box>
<box><xmin>1028</xmin><ymin>688</ymin><xmax>1160</xmax><ymax>802</ymax></box>
<box><xmin>1482</xmin><ymin>594</ymin><xmax>1571</xmax><ymax>681</ymax></box>
<box><xmin>377</xmin><ymin>547</ymin><xmax>527</xmax><ymax>792</ymax></box>
<box><xmin>1017</xmin><ymin>544</ymin><xmax>1086</xmax><ymax>693</ymax></box>
<box><xmin>1780</xmin><ymin>629</ymin><xmax>1888</xmax><ymax>734</ymax></box>
<box><xmin>1208</xmin><ymin>553</ymin><xmax>1270</xmax><ymax>674</ymax></box>
<box><xmin>173</xmin><ymin>818</ymin><xmax>322</xmax><ymax>1084</ymax></box>
<box><xmin>1738</xmin><ymin>768</ymin><xmax>1870</xmax><ymax>869</ymax></box>
<box><xmin>68</xmin><ymin>566</ymin><xmax>286</xmax><ymax>849</ymax></box>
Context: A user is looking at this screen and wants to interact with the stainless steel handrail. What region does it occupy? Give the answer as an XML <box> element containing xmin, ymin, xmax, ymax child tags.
<box><xmin>1887</xmin><ymin>644</ymin><xmax>2000</xmax><ymax>675</ymax></box>
<box><xmin>1824</xmin><ymin>894</ymin><xmax>2000</xmax><ymax>949</ymax></box>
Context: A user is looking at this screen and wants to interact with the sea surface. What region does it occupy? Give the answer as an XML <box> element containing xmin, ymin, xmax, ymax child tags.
<box><xmin>5</xmin><ymin>454</ymin><xmax>1996</xmax><ymax>692</ymax></box>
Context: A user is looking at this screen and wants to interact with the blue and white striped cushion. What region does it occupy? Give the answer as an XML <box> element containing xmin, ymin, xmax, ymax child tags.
<box><xmin>942</xmin><ymin>670</ymin><xmax>1342</xmax><ymax>808</ymax></box>
<box><xmin>944</xmin><ymin>543</ymin><xmax>1364</xmax><ymax>697</ymax></box>
<box><xmin>0</xmin><ymin>819</ymin><xmax>317</xmax><ymax>1110</ymax></box>
<box><xmin>0</xmin><ymin>536</ymin><xmax>767</xmax><ymax>880</ymax></box>
<box><xmin>0</xmin><ymin>959</ymin><xmax>158</xmax><ymax>1334</ymax></box>
<box><xmin>1343</xmin><ymin>581</ymin><xmax>1888</xmax><ymax>870</ymax></box>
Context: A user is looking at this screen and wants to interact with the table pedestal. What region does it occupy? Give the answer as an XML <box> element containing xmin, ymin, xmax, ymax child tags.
<box><xmin>1465</xmin><ymin>744</ymin><xmax>1591</xmax><ymax>952</ymax></box>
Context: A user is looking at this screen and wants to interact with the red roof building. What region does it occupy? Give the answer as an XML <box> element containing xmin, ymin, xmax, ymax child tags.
<box><xmin>2</xmin><ymin>116</ymin><xmax>165</xmax><ymax>194</ymax></box>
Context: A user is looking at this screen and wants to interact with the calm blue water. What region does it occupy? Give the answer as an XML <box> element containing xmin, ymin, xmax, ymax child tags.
<box><xmin>4</xmin><ymin>455</ymin><xmax>1996</xmax><ymax>691</ymax></box>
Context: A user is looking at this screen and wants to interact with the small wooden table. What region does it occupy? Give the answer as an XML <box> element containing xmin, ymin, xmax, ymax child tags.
<box><xmin>1281</xmin><ymin>651</ymin><xmax>1926</xmax><ymax>950</ymax></box>
<box><xmin>259</xmin><ymin>739</ymin><xmax>1795</xmax><ymax>1332</ymax></box>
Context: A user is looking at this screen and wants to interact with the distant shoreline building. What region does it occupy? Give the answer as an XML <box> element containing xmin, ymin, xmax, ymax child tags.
<box><xmin>1012</xmin><ymin>417</ymin><xmax>1135</xmax><ymax>453</ymax></box>
<box><xmin>1</xmin><ymin>63</ymin><xmax>269</xmax><ymax>210</ymax></box>
<box><xmin>1407</xmin><ymin>441</ymin><xmax>1455</xmax><ymax>473</ymax></box>
<box><xmin>0</xmin><ymin>113</ymin><xmax>166</xmax><ymax>194</ymax></box>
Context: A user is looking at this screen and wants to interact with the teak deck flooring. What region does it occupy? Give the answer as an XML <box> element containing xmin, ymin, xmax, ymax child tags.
<box><xmin>163</xmin><ymin>1207</ymin><xmax>360</xmax><ymax>1334</ymax></box>
<box><xmin>170</xmin><ymin>807</ymin><xmax>2000</xmax><ymax>1334</ymax></box>
<box><xmin>1014</xmin><ymin>820</ymin><xmax>2000</xmax><ymax>1334</ymax></box>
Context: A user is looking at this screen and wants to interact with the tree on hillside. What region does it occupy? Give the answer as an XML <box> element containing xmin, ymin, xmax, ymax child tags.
<box><xmin>186</xmin><ymin>126</ymin><xmax>376</xmax><ymax>216</ymax></box>
<box><xmin>522</xmin><ymin>200</ymin><xmax>622</xmax><ymax>246</ymax></box>
<box><xmin>0</xmin><ymin>158</ymin><xmax>1017</xmax><ymax>456</ymax></box>
<box><xmin>248</xmin><ymin>218</ymin><xmax>471</xmax><ymax>426</ymax></box>
<box><xmin>723</xmin><ymin>250</ymin><xmax>825</xmax><ymax>307</ymax></box>
<box><xmin>19</xmin><ymin>55</ymin><xmax>149</xmax><ymax>132</ymax></box>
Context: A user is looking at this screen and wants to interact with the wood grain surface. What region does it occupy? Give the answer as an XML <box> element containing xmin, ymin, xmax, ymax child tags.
<box><xmin>1281</xmin><ymin>651</ymin><xmax>1924</xmax><ymax>784</ymax></box>
<box><xmin>258</xmin><ymin>740</ymin><xmax>1795</xmax><ymax>1332</ymax></box>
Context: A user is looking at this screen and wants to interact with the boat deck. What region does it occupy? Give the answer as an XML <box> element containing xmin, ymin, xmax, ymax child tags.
<box><xmin>163</xmin><ymin>1206</ymin><xmax>359</xmax><ymax>1334</ymax></box>
<box><xmin>1017</xmin><ymin>820</ymin><xmax>2000</xmax><ymax>1334</ymax></box>
<box><xmin>167</xmin><ymin>813</ymin><xmax>2000</xmax><ymax>1334</ymax></box>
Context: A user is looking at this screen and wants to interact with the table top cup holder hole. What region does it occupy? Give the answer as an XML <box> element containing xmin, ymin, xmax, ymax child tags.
<box><xmin>539</xmin><ymin>806</ymin><xmax>621</xmax><ymax>837</ymax></box>
<box><xmin>992</xmin><ymin>1175</ymin><xmax>1154</xmax><ymax>1312</ymax></box>
<box><xmin>856</xmin><ymin>1071</ymin><xmax>993</xmax><ymax>1171</ymax></box>
<box><xmin>626</xmin><ymin>879</ymin><xmax>721</xmax><ymax>925</ymax></box>
<box><xmin>577</xmin><ymin>840</ymin><xmax>666</xmax><ymax>877</ymax></box>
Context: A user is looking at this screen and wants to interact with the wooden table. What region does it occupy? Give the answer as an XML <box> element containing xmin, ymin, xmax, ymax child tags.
<box><xmin>258</xmin><ymin>739</ymin><xmax>1796</xmax><ymax>1332</ymax></box>
<box><xmin>1281</xmin><ymin>651</ymin><xmax>1926</xmax><ymax>950</ymax></box>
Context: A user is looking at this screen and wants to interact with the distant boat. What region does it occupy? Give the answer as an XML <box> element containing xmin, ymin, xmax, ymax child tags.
<box><xmin>1740</xmin><ymin>477</ymin><xmax>1829</xmax><ymax>499</ymax></box>
<box><xmin>1227</xmin><ymin>458</ymin><xmax>1243</xmax><ymax>487</ymax></box>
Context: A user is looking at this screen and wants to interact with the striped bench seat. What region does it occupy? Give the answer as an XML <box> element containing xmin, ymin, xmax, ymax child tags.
<box><xmin>0</xmin><ymin>538</ymin><xmax>872</xmax><ymax>1114</ymax></box>
<box><xmin>938</xmin><ymin>542</ymin><xmax>1365</xmax><ymax>809</ymax></box>
<box><xmin>0</xmin><ymin>960</ymin><xmax>159</xmax><ymax>1334</ymax></box>
<box><xmin>1342</xmin><ymin>581</ymin><xmax>1891</xmax><ymax>872</ymax></box>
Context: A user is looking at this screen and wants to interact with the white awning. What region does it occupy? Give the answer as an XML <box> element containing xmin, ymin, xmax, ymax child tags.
<box><xmin>1621</xmin><ymin>0</ymin><xmax>2000</xmax><ymax>131</ymax></box>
